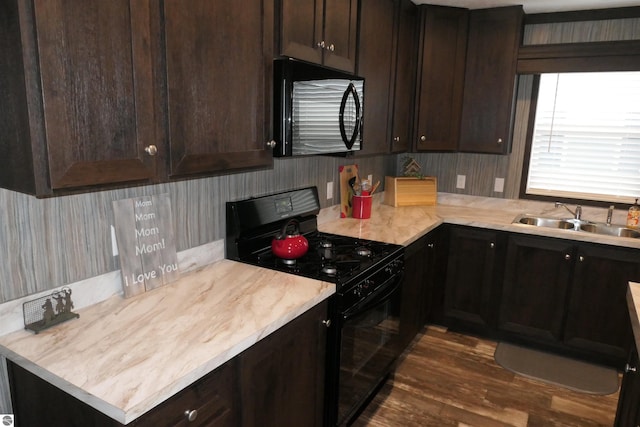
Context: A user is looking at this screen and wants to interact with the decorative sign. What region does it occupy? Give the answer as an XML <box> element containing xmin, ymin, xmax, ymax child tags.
<box><xmin>113</xmin><ymin>194</ymin><xmax>179</xmax><ymax>298</ymax></box>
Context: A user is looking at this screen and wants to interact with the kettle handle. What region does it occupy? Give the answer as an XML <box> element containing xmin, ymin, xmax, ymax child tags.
<box><xmin>277</xmin><ymin>218</ymin><xmax>300</xmax><ymax>240</ymax></box>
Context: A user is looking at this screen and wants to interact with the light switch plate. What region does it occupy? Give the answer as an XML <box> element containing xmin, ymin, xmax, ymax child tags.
<box><xmin>327</xmin><ymin>181</ymin><xmax>333</xmax><ymax>199</ymax></box>
<box><xmin>494</xmin><ymin>177</ymin><xmax>505</xmax><ymax>193</ymax></box>
<box><xmin>456</xmin><ymin>175</ymin><xmax>466</xmax><ymax>189</ymax></box>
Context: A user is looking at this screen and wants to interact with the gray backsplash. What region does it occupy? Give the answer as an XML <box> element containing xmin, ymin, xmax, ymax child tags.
<box><xmin>0</xmin><ymin>155</ymin><xmax>392</xmax><ymax>305</ymax></box>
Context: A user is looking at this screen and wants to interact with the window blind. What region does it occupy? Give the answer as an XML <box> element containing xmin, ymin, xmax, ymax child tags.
<box><xmin>526</xmin><ymin>72</ymin><xmax>640</xmax><ymax>204</ymax></box>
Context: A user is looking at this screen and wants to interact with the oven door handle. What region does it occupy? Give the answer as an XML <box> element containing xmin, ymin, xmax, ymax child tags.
<box><xmin>343</xmin><ymin>272</ymin><xmax>404</xmax><ymax>321</ymax></box>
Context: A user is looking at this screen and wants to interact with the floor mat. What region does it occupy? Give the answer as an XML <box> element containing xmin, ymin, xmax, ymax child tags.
<box><xmin>494</xmin><ymin>342</ymin><xmax>619</xmax><ymax>395</ymax></box>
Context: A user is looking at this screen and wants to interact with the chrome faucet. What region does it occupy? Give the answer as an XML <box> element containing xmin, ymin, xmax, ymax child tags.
<box><xmin>607</xmin><ymin>205</ymin><xmax>615</xmax><ymax>225</ymax></box>
<box><xmin>555</xmin><ymin>202</ymin><xmax>582</xmax><ymax>220</ymax></box>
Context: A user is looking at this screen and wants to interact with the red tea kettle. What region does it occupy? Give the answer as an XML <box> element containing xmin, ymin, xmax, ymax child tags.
<box><xmin>271</xmin><ymin>219</ymin><xmax>309</xmax><ymax>259</ymax></box>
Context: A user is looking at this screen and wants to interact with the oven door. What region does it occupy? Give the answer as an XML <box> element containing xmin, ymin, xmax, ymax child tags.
<box><xmin>337</xmin><ymin>272</ymin><xmax>403</xmax><ymax>425</ymax></box>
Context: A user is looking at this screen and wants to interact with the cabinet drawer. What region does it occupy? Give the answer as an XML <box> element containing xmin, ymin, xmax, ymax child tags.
<box><xmin>134</xmin><ymin>361</ymin><xmax>236</xmax><ymax>426</ymax></box>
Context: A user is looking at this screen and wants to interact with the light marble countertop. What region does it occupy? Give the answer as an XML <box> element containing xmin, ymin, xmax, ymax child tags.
<box><xmin>0</xmin><ymin>260</ymin><xmax>334</xmax><ymax>424</ymax></box>
<box><xmin>318</xmin><ymin>193</ymin><xmax>640</xmax><ymax>249</ymax></box>
<box><xmin>2</xmin><ymin>192</ymin><xmax>640</xmax><ymax>424</ymax></box>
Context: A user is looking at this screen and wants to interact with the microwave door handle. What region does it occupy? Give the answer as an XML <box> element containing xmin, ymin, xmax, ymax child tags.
<box><xmin>339</xmin><ymin>83</ymin><xmax>361</xmax><ymax>150</ymax></box>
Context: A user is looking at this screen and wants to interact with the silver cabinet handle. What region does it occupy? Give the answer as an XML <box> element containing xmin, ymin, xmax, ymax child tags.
<box><xmin>625</xmin><ymin>363</ymin><xmax>637</xmax><ymax>373</ymax></box>
<box><xmin>579</xmin><ymin>255</ymin><xmax>585</xmax><ymax>262</ymax></box>
<box><xmin>393</xmin><ymin>136</ymin><xmax>400</xmax><ymax>142</ymax></box>
<box><xmin>317</xmin><ymin>40</ymin><xmax>326</xmax><ymax>49</ymax></box>
<box><xmin>497</xmin><ymin>138</ymin><xmax>503</xmax><ymax>144</ymax></box>
<box><xmin>322</xmin><ymin>319</ymin><xmax>331</xmax><ymax>327</ymax></box>
<box><xmin>185</xmin><ymin>409</ymin><xmax>198</xmax><ymax>422</ymax></box>
<box><xmin>327</xmin><ymin>43</ymin><xmax>335</xmax><ymax>52</ymax></box>
<box><xmin>266</xmin><ymin>140</ymin><xmax>276</xmax><ymax>149</ymax></box>
<box><xmin>565</xmin><ymin>254</ymin><xmax>571</xmax><ymax>260</ymax></box>
<box><xmin>427</xmin><ymin>243</ymin><xmax>434</xmax><ymax>249</ymax></box>
<box><xmin>420</xmin><ymin>135</ymin><xmax>426</xmax><ymax>142</ymax></box>
<box><xmin>144</xmin><ymin>145</ymin><xmax>158</xmax><ymax>156</ymax></box>
<box><xmin>490</xmin><ymin>242</ymin><xmax>495</xmax><ymax>249</ymax></box>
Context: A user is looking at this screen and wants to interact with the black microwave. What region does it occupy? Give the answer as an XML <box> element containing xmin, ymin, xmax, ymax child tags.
<box><xmin>273</xmin><ymin>58</ymin><xmax>364</xmax><ymax>157</ymax></box>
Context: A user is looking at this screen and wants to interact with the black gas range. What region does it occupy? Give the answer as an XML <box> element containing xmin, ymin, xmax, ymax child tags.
<box><xmin>226</xmin><ymin>187</ymin><xmax>405</xmax><ymax>426</ymax></box>
<box><xmin>225</xmin><ymin>187</ymin><xmax>403</xmax><ymax>291</ymax></box>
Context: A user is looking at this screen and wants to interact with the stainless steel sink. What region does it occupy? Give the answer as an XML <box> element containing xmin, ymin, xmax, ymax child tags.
<box><xmin>513</xmin><ymin>214</ymin><xmax>640</xmax><ymax>239</ymax></box>
<box><xmin>513</xmin><ymin>215</ymin><xmax>576</xmax><ymax>230</ymax></box>
<box><xmin>579</xmin><ymin>223</ymin><xmax>640</xmax><ymax>238</ymax></box>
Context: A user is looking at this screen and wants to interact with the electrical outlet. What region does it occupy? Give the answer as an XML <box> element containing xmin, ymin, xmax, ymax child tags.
<box><xmin>456</xmin><ymin>175</ymin><xmax>466</xmax><ymax>189</ymax></box>
<box><xmin>494</xmin><ymin>177</ymin><xmax>505</xmax><ymax>193</ymax></box>
<box><xmin>327</xmin><ymin>181</ymin><xmax>334</xmax><ymax>199</ymax></box>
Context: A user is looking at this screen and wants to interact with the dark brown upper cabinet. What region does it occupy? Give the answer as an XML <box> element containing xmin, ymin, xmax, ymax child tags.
<box><xmin>356</xmin><ymin>0</ymin><xmax>417</xmax><ymax>157</ymax></box>
<box><xmin>163</xmin><ymin>0</ymin><xmax>274</xmax><ymax>178</ymax></box>
<box><xmin>458</xmin><ymin>6</ymin><xmax>524</xmax><ymax>154</ymax></box>
<box><xmin>414</xmin><ymin>5</ymin><xmax>468</xmax><ymax>152</ymax></box>
<box><xmin>0</xmin><ymin>0</ymin><xmax>163</xmax><ymax>196</ymax></box>
<box><xmin>0</xmin><ymin>0</ymin><xmax>274</xmax><ymax>197</ymax></box>
<box><xmin>390</xmin><ymin>0</ymin><xmax>418</xmax><ymax>154</ymax></box>
<box><xmin>278</xmin><ymin>0</ymin><xmax>358</xmax><ymax>73</ymax></box>
<box><xmin>356</xmin><ymin>0</ymin><xmax>397</xmax><ymax>156</ymax></box>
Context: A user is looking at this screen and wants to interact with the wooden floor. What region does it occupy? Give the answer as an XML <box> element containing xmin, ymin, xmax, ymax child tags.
<box><xmin>352</xmin><ymin>326</ymin><xmax>620</xmax><ymax>427</ymax></box>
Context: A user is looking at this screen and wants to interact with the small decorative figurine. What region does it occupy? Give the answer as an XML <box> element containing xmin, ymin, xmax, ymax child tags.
<box><xmin>23</xmin><ymin>287</ymin><xmax>79</xmax><ymax>334</ymax></box>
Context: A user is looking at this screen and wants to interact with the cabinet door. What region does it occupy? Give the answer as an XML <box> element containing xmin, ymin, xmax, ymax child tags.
<box><xmin>564</xmin><ymin>244</ymin><xmax>639</xmax><ymax>365</ymax></box>
<box><xmin>164</xmin><ymin>0</ymin><xmax>273</xmax><ymax>178</ymax></box>
<box><xmin>615</xmin><ymin>347</ymin><xmax>640</xmax><ymax>427</ymax></box>
<box><xmin>239</xmin><ymin>302</ymin><xmax>328</xmax><ymax>427</ymax></box>
<box><xmin>390</xmin><ymin>0</ymin><xmax>417</xmax><ymax>154</ymax></box>
<box><xmin>499</xmin><ymin>234</ymin><xmax>573</xmax><ymax>342</ymax></box>
<box><xmin>323</xmin><ymin>0</ymin><xmax>358</xmax><ymax>72</ymax></box>
<box><xmin>458</xmin><ymin>6</ymin><xmax>523</xmax><ymax>154</ymax></box>
<box><xmin>133</xmin><ymin>361</ymin><xmax>238</xmax><ymax>427</ymax></box>
<box><xmin>356</xmin><ymin>0</ymin><xmax>396</xmax><ymax>156</ymax></box>
<box><xmin>400</xmin><ymin>231</ymin><xmax>436</xmax><ymax>349</ymax></box>
<box><xmin>33</xmin><ymin>0</ymin><xmax>160</xmax><ymax>189</ymax></box>
<box><xmin>279</xmin><ymin>0</ymin><xmax>324</xmax><ymax>65</ymax></box>
<box><xmin>415</xmin><ymin>5</ymin><xmax>468</xmax><ymax>152</ymax></box>
<box><xmin>444</xmin><ymin>227</ymin><xmax>502</xmax><ymax>333</ymax></box>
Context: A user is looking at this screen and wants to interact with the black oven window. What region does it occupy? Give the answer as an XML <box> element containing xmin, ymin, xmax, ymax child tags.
<box><xmin>338</xmin><ymin>290</ymin><xmax>401</xmax><ymax>423</ymax></box>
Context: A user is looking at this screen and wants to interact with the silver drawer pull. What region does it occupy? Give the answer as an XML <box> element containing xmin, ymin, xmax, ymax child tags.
<box><xmin>185</xmin><ymin>409</ymin><xmax>198</xmax><ymax>422</ymax></box>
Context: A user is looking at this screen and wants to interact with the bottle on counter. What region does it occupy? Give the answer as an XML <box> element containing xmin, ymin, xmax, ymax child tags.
<box><xmin>627</xmin><ymin>199</ymin><xmax>640</xmax><ymax>228</ymax></box>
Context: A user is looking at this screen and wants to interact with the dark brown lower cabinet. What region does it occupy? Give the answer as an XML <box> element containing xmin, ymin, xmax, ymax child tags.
<box><xmin>499</xmin><ymin>234</ymin><xmax>637</xmax><ymax>367</ymax></box>
<box><xmin>238</xmin><ymin>301</ymin><xmax>327</xmax><ymax>427</ymax></box>
<box><xmin>615</xmin><ymin>346</ymin><xmax>640</xmax><ymax>426</ymax></box>
<box><xmin>7</xmin><ymin>301</ymin><xmax>328</xmax><ymax>426</ymax></box>
<box><xmin>563</xmin><ymin>244</ymin><xmax>637</xmax><ymax>364</ymax></box>
<box><xmin>499</xmin><ymin>234</ymin><xmax>574</xmax><ymax>342</ymax></box>
<box><xmin>443</xmin><ymin>226</ymin><xmax>505</xmax><ymax>335</ymax></box>
<box><xmin>400</xmin><ymin>229</ymin><xmax>440</xmax><ymax>350</ymax></box>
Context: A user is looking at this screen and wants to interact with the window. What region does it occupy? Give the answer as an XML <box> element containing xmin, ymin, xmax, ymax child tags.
<box><xmin>524</xmin><ymin>72</ymin><xmax>640</xmax><ymax>204</ymax></box>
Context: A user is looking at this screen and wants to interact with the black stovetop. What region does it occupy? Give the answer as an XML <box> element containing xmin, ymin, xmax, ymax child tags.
<box><xmin>240</xmin><ymin>231</ymin><xmax>402</xmax><ymax>286</ymax></box>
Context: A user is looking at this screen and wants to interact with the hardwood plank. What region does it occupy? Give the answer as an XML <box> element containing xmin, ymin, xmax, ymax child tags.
<box><xmin>353</xmin><ymin>326</ymin><xmax>619</xmax><ymax>426</ymax></box>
